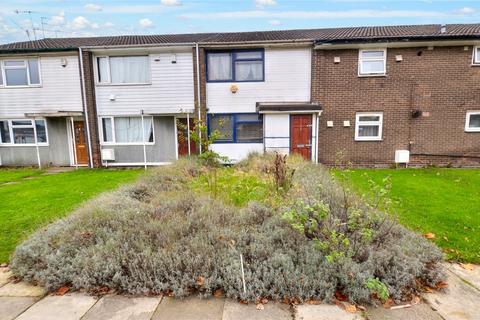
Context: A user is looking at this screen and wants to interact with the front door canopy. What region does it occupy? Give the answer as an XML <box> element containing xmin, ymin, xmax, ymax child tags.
<box><xmin>256</xmin><ymin>102</ymin><xmax>322</xmax><ymax>114</ymax></box>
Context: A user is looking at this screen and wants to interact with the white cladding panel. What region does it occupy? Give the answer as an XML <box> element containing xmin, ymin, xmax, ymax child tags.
<box><xmin>210</xmin><ymin>143</ymin><xmax>264</xmax><ymax>162</ymax></box>
<box><xmin>264</xmin><ymin>113</ymin><xmax>290</xmax><ymax>154</ymax></box>
<box><xmin>0</xmin><ymin>55</ymin><xmax>83</xmax><ymax>118</ymax></box>
<box><xmin>95</xmin><ymin>51</ymin><xmax>194</xmax><ymax>116</ymax></box>
<box><xmin>206</xmin><ymin>47</ymin><xmax>311</xmax><ymax>113</ymax></box>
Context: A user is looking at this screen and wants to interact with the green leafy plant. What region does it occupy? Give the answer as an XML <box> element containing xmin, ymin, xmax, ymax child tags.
<box><xmin>366</xmin><ymin>278</ymin><xmax>389</xmax><ymax>301</ymax></box>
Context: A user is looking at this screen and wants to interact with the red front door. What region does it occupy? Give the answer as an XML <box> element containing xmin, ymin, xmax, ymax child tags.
<box><xmin>74</xmin><ymin>121</ymin><xmax>88</xmax><ymax>165</ymax></box>
<box><xmin>290</xmin><ymin>114</ymin><xmax>312</xmax><ymax>160</ymax></box>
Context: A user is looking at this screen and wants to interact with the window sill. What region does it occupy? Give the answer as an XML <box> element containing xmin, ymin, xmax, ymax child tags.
<box><xmin>465</xmin><ymin>129</ymin><xmax>480</xmax><ymax>132</ymax></box>
<box><xmin>357</xmin><ymin>74</ymin><xmax>386</xmax><ymax>78</ymax></box>
<box><xmin>96</xmin><ymin>83</ymin><xmax>152</xmax><ymax>87</ymax></box>
<box><xmin>354</xmin><ymin>138</ymin><xmax>383</xmax><ymax>142</ymax></box>
<box><xmin>100</xmin><ymin>142</ymin><xmax>155</xmax><ymax>146</ymax></box>
<box><xmin>0</xmin><ymin>143</ymin><xmax>49</xmax><ymax>147</ymax></box>
<box><xmin>207</xmin><ymin>80</ymin><xmax>265</xmax><ymax>83</ymax></box>
<box><xmin>211</xmin><ymin>141</ymin><xmax>264</xmax><ymax>144</ymax></box>
<box><xmin>0</xmin><ymin>85</ymin><xmax>42</xmax><ymax>89</ymax></box>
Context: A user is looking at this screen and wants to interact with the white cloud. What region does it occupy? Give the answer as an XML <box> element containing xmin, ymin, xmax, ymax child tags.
<box><xmin>71</xmin><ymin>16</ymin><xmax>99</xmax><ymax>30</ymax></box>
<box><xmin>269</xmin><ymin>19</ymin><xmax>281</xmax><ymax>26</ymax></box>
<box><xmin>256</xmin><ymin>0</ymin><xmax>277</xmax><ymax>8</ymax></box>
<box><xmin>180</xmin><ymin>9</ymin><xmax>452</xmax><ymax>19</ymax></box>
<box><xmin>103</xmin><ymin>22</ymin><xmax>115</xmax><ymax>28</ymax></box>
<box><xmin>139</xmin><ymin>18</ymin><xmax>154</xmax><ymax>28</ymax></box>
<box><xmin>85</xmin><ymin>3</ymin><xmax>103</xmax><ymax>12</ymax></box>
<box><xmin>161</xmin><ymin>0</ymin><xmax>182</xmax><ymax>6</ymax></box>
<box><xmin>454</xmin><ymin>7</ymin><xmax>475</xmax><ymax>15</ymax></box>
<box><xmin>49</xmin><ymin>11</ymin><xmax>66</xmax><ymax>26</ymax></box>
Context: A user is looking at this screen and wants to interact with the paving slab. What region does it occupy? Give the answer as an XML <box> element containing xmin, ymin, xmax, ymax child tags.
<box><xmin>295</xmin><ymin>304</ymin><xmax>364</xmax><ymax>320</ymax></box>
<box><xmin>222</xmin><ymin>300</ymin><xmax>291</xmax><ymax>320</ymax></box>
<box><xmin>0</xmin><ymin>268</ymin><xmax>12</xmax><ymax>287</ymax></box>
<box><xmin>152</xmin><ymin>296</ymin><xmax>225</xmax><ymax>320</ymax></box>
<box><xmin>82</xmin><ymin>295</ymin><xmax>162</xmax><ymax>320</ymax></box>
<box><xmin>424</xmin><ymin>270</ymin><xmax>480</xmax><ymax>320</ymax></box>
<box><xmin>0</xmin><ymin>296</ymin><xmax>38</xmax><ymax>320</ymax></box>
<box><xmin>16</xmin><ymin>293</ymin><xmax>98</xmax><ymax>320</ymax></box>
<box><xmin>366</xmin><ymin>303</ymin><xmax>443</xmax><ymax>320</ymax></box>
<box><xmin>0</xmin><ymin>281</ymin><xmax>45</xmax><ymax>297</ymax></box>
<box><xmin>447</xmin><ymin>263</ymin><xmax>480</xmax><ymax>291</ymax></box>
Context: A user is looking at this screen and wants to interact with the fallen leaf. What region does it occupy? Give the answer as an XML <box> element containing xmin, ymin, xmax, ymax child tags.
<box><xmin>345</xmin><ymin>303</ymin><xmax>357</xmax><ymax>313</ymax></box>
<box><xmin>196</xmin><ymin>276</ymin><xmax>205</xmax><ymax>287</ymax></box>
<box><xmin>435</xmin><ymin>281</ymin><xmax>448</xmax><ymax>289</ymax></box>
<box><xmin>423</xmin><ymin>232</ymin><xmax>436</xmax><ymax>239</ymax></box>
<box><xmin>335</xmin><ymin>290</ymin><xmax>348</xmax><ymax>301</ymax></box>
<box><xmin>213</xmin><ymin>289</ymin><xmax>223</xmax><ymax>298</ymax></box>
<box><xmin>443</xmin><ymin>236</ymin><xmax>448</xmax><ymax>242</ymax></box>
<box><xmin>55</xmin><ymin>286</ymin><xmax>69</xmax><ymax>296</ymax></box>
<box><xmin>383</xmin><ymin>298</ymin><xmax>394</xmax><ymax>308</ymax></box>
<box><xmin>424</xmin><ymin>287</ymin><xmax>433</xmax><ymax>293</ymax></box>
<box><xmin>459</xmin><ymin>263</ymin><xmax>475</xmax><ymax>271</ymax></box>
<box><xmin>260</xmin><ymin>298</ymin><xmax>269</xmax><ymax>304</ymax></box>
<box><xmin>282</xmin><ymin>298</ymin><xmax>290</xmax><ymax>305</ymax></box>
<box><xmin>256</xmin><ymin>303</ymin><xmax>264</xmax><ymax>310</ymax></box>
<box><xmin>239</xmin><ymin>299</ymin><xmax>248</xmax><ymax>305</ymax></box>
<box><xmin>357</xmin><ymin>305</ymin><xmax>366</xmax><ymax>311</ymax></box>
<box><xmin>412</xmin><ymin>296</ymin><xmax>421</xmax><ymax>305</ymax></box>
<box><xmin>306</xmin><ymin>299</ymin><xmax>321</xmax><ymax>305</ymax></box>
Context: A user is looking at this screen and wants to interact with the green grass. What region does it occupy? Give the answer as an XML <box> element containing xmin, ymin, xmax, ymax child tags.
<box><xmin>0</xmin><ymin>168</ymin><xmax>143</xmax><ymax>263</ymax></box>
<box><xmin>336</xmin><ymin>168</ymin><xmax>480</xmax><ymax>263</ymax></box>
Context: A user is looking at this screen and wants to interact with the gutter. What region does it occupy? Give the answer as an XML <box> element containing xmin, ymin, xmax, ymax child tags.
<box><xmin>195</xmin><ymin>43</ymin><xmax>202</xmax><ymax>153</ymax></box>
<box><xmin>78</xmin><ymin>48</ymin><xmax>94</xmax><ymax>168</ymax></box>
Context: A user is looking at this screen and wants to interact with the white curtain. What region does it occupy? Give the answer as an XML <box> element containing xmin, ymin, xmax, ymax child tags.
<box><xmin>97</xmin><ymin>57</ymin><xmax>109</xmax><ymax>83</ymax></box>
<box><xmin>358</xmin><ymin>125</ymin><xmax>379</xmax><ymax>137</ymax></box>
<box><xmin>208</xmin><ymin>53</ymin><xmax>231</xmax><ymax>80</ymax></box>
<box><xmin>114</xmin><ymin>117</ymin><xmax>153</xmax><ymax>143</ymax></box>
<box><xmin>235</xmin><ymin>61</ymin><xmax>262</xmax><ymax>81</ymax></box>
<box><xmin>110</xmin><ymin>56</ymin><xmax>149</xmax><ymax>84</ymax></box>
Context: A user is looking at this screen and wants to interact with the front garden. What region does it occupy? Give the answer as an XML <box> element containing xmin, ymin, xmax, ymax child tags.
<box><xmin>11</xmin><ymin>154</ymin><xmax>445</xmax><ymax>306</ymax></box>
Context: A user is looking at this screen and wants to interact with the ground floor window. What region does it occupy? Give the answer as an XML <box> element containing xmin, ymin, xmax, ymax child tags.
<box><xmin>0</xmin><ymin>119</ymin><xmax>47</xmax><ymax>145</ymax></box>
<box><xmin>100</xmin><ymin>116</ymin><xmax>154</xmax><ymax>144</ymax></box>
<box><xmin>208</xmin><ymin>113</ymin><xmax>263</xmax><ymax>143</ymax></box>
<box><xmin>355</xmin><ymin>112</ymin><xmax>383</xmax><ymax>141</ymax></box>
<box><xmin>465</xmin><ymin>111</ymin><xmax>480</xmax><ymax>132</ymax></box>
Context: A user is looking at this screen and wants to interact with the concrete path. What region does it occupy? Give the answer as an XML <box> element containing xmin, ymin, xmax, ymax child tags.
<box><xmin>0</xmin><ymin>264</ymin><xmax>479</xmax><ymax>320</ymax></box>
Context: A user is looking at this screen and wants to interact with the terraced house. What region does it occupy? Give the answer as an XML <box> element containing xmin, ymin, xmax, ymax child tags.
<box><xmin>0</xmin><ymin>23</ymin><xmax>479</xmax><ymax>167</ymax></box>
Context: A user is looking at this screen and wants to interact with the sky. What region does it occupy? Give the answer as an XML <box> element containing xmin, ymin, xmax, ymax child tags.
<box><xmin>1</xmin><ymin>0</ymin><xmax>480</xmax><ymax>44</ymax></box>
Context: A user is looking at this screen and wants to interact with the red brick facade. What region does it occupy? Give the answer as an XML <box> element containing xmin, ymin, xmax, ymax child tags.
<box><xmin>312</xmin><ymin>46</ymin><xmax>480</xmax><ymax>167</ymax></box>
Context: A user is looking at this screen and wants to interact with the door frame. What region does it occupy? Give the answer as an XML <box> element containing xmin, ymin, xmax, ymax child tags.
<box><xmin>67</xmin><ymin>117</ymin><xmax>89</xmax><ymax>167</ymax></box>
<box><xmin>289</xmin><ymin>113</ymin><xmax>314</xmax><ymax>161</ymax></box>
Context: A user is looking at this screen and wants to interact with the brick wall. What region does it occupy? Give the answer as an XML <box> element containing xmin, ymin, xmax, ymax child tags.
<box><xmin>312</xmin><ymin>46</ymin><xmax>480</xmax><ymax>167</ymax></box>
<box><xmin>80</xmin><ymin>50</ymin><xmax>102</xmax><ymax>168</ymax></box>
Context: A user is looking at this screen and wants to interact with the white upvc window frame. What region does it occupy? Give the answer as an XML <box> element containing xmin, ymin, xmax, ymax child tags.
<box><xmin>0</xmin><ymin>58</ymin><xmax>42</xmax><ymax>88</ymax></box>
<box><xmin>472</xmin><ymin>46</ymin><xmax>480</xmax><ymax>65</ymax></box>
<box><xmin>355</xmin><ymin>112</ymin><xmax>383</xmax><ymax>141</ymax></box>
<box><xmin>358</xmin><ymin>49</ymin><xmax>387</xmax><ymax>76</ymax></box>
<box><xmin>95</xmin><ymin>55</ymin><xmax>151</xmax><ymax>86</ymax></box>
<box><xmin>0</xmin><ymin>118</ymin><xmax>48</xmax><ymax>146</ymax></box>
<box><xmin>465</xmin><ymin>111</ymin><xmax>480</xmax><ymax>132</ymax></box>
<box><xmin>99</xmin><ymin>116</ymin><xmax>155</xmax><ymax>145</ymax></box>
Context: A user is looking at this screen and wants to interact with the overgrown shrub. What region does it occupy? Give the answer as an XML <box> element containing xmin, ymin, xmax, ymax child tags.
<box><xmin>10</xmin><ymin>154</ymin><xmax>445</xmax><ymax>305</ymax></box>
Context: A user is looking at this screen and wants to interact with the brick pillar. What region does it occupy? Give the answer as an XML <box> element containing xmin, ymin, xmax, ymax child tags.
<box><xmin>80</xmin><ymin>50</ymin><xmax>102</xmax><ymax>168</ymax></box>
<box><xmin>192</xmin><ymin>46</ymin><xmax>207</xmax><ymax>123</ymax></box>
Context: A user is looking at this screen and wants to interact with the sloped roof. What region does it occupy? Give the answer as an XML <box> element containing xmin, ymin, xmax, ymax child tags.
<box><xmin>1</xmin><ymin>23</ymin><xmax>480</xmax><ymax>52</ymax></box>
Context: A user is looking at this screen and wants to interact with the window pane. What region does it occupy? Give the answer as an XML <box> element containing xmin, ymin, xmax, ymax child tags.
<box><xmin>207</xmin><ymin>53</ymin><xmax>232</xmax><ymax>81</ymax></box>
<box><xmin>236</xmin><ymin>114</ymin><xmax>262</xmax><ymax>122</ymax></box>
<box><xmin>28</xmin><ymin>59</ymin><xmax>40</xmax><ymax>84</ymax></box>
<box><xmin>114</xmin><ymin>117</ymin><xmax>152</xmax><ymax>143</ymax></box>
<box><xmin>35</xmin><ymin>120</ymin><xmax>47</xmax><ymax>143</ymax></box>
<box><xmin>359</xmin><ymin>116</ymin><xmax>380</xmax><ymax>122</ymax></box>
<box><xmin>4</xmin><ymin>61</ymin><xmax>25</xmax><ymax>67</ymax></box>
<box><xmin>235</xmin><ymin>51</ymin><xmax>262</xmax><ymax>60</ymax></box>
<box><xmin>476</xmin><ymin>48</ymin><xmax>480</xmax><ymax>62</ymax></box>
<box><xmin>13</xmin><ymin>127</ymin><xmax>35</xmax><ymax>144</ymax></box>
<box><xmin>236</xmin><ymin>122</ymin><xmax>263</xmax><ymax>142</ymax></box>
<box><xmin>12</xmin><ymin>120</ymin><xmax>32</xmax><ymax>126</ymax></box>
<box><xmin>358</xmin><ymin>125</ymin><xmax>379</xmax><ymax>137</ymax></box>
<box><xmin>97</xmin><ymin>57</ymin><xmax>109</xmax><ymax>83</ymax></box>
<box><xmin>0</xmin><ymin>67</ymin><xmax>3</xmax><ymax>85</ymax></box>
<box><xmin>102</xmin><ymin>118</ymin><xmax>113</xmax><ymax>142</ymax></box>
<box><xmin>469</xmin><ymin>114</ymin><xmax>480</xmax><ymax>128</ymax></box>
<box><xmin>235</xmin><ymin>61</ymin><xmax>263</xmax><ymax>81</ymax></box>
<box><xmin>0</xmin><ymin>121</ymin><xmax>10</xmax><ymax>143</ymax></box>
<box><xmin>5</xmin><ymin>68</ymin><xmax>28</xmax><ymax>86</ymax></box>
<box><xmin>210</xmin><ymin>115</ymin><xmax>233</xmax><ymax>141</ymax></box>
<box><xmin>361</xmin><ymin>60</ymin><xmax>385</xmax><ymax>74</ymax></box>
<box><xmin>110</xmin><ymin>56</ymin><xmax>149</xmax><ymax>84</ymax></box>
<box><xmin>361</xmin><ymin>51</ymin><xmax>384</xmax><ymax>58</ymax></box>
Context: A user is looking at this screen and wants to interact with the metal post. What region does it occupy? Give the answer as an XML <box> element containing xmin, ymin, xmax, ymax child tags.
<box><xmin>70</xmin><ymin>117</ymin><xmax>78</xmax><ymax>169</ymax></box>
<box><xmin>315</xmin><ymin>112</ymin><xmax>321</xmax><ymax>164</ymax></box>
<box><xmin>141</xmin><ymin>110</ymin><xmax>147</xmax><ymax>171</ymax></box>
<box><xmin>195</xmin><ymin>43</ymin><xmax>203</xmax><ymax>153</ymax></box>
<box><xmin>32</xmin><ymin>117</ymin><xmax>41</xmax><ymax>169</ymax></box>
<box><xmin>187</xmin><ymin>112</ymin><xmax>191</xmax><ymax>156</ymax></box>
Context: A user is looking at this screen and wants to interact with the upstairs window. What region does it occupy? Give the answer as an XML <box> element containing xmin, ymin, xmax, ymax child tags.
<box><xmin>208</xmin><ymin>114</ymin><xmax>263</xmax><ymax>143</ymax></box>
<box><xmin>473</xmin><ymin>46</ymin><xmax>480</xmax><ymax>64</ymax></box>
<box><xmin>0</xmin><ymin>59</ymin><xmax>41</xmax><ymax>87</ymax></box>
<box><xmin>97</xmin><ymin>56</ymin><xmax>150</xmax><ymax>84</ymax></box>
<box><xmin>100</xmin><ymin>116</ymin><xmax>154</xmax><ymax>144</ymax></box>
<box><xmin>465</xmin><ymin>111</ymin><xmax>480</xmax><ymax>132</ymax></box>
<box><xmin>207</xmin><ymin>49</ymin><xmax>264</xmax><ymax>82</ymax></box>
<box><xmin>355</xmin><ymin>112</ymin><xmax>383</xmax><ymax>141</ymax></box>
<box><xmin>358</xmin><ymin>49</ymin><xmax>386</xmax><ymax>76</ymax></box>
<box><xmin>0</xmin><ymin>119</ymin><xmax>47</xmax><ymax>144</ymax></box>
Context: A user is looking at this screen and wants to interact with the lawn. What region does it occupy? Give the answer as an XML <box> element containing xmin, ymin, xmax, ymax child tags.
<box><xmin>337</xmin><ymin>168</ymin><xmax>480</xmax><ymax>263</ymax></box>
<box><xmin>0</xmin><ymin>168</ymin><xmax>143</xmax><ymax>263</ymax></box>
